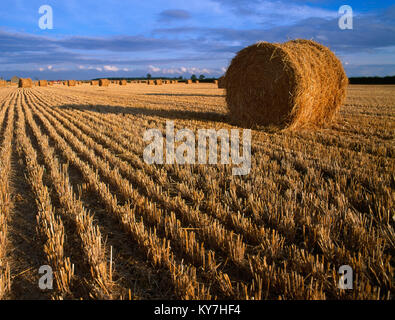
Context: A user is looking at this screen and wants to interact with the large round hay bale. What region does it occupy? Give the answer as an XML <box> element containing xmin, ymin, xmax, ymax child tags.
<box><xmin>91</xmin><ymin>80</ymin><xmax>98</xmax><ymax>86</ymax></box>
<box><xmin>18</xmin><ymin>78</ymin><xmax>33</xmax><ymax>88</ymax></box>
<box><xmin>119</xmin><ymin>80</ymin><xmax>127</xmax><ymax>85</ymax></box>
<box><xmin>186</xmin><ymin>80</ymin><xmax>192</xmax><ymax>84</ymax></box>
<box><xmin>99</xmin><ymin>79</ymin><xmax>109</xmax><ymax>87</ymax></box>
<box><xmin>67</xmin><ymin>80</ymin><xmax>76</xmax><ymax>86</ymax></box>
<box><xmin>225</xmin><ymin>39</ymin><xmax>348</xmax><ymax>129</ymax></box>
<box><xmin>154</xmin><ymin>79</ymin><xmax>162</xmax><ymax>85</ymax></box>
<box><xmin>38</xmin><ymin>80</ymin><xmax>48</xmax><ymax>87</ymax></box>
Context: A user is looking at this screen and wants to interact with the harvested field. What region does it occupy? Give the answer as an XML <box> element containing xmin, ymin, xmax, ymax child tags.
<box><xmin>0</xmin><ymin>83</ymin><xmax>393</xmax><ymax>300</ymax></box>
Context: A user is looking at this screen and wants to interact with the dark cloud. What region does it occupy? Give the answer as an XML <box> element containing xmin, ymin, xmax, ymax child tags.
<box><xmin>345</xmin><ymin>64</ymin><xmax>395</xmax><ymax>77</ymax></box>
<box><xmin>153</xmin><ymin>10</ymin><xmax>395</xmax><ymax>54</ymax></box>
<box><xmin>0</xmin><ymin>29</ymin><xmax>237</xmax><ymax>68</ymax></box>
<box><xmin>158</xmin><ymin>9</ymin><xmax>191</xmax><ymax>22</ymax></box>
<box><xmin>0</xmin><ymin>31</ymin><xmax>190</xmax><ymax>54</ymax></box>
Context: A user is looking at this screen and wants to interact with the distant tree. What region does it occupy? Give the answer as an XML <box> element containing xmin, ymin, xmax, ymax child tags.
<box><xmin>147</xmin><ymin>73</ymin><xmax>152</xmax><ymax>79</ymax></box>
<box><xmin>191</xmin><ymin>74</ymin><xmax>197</xmax><ymax>80</ymax></box>
<box><xmin>199</xmin><ymin>74</ymin><xmax>205</xmax><ymax>80</ymax></box>
<box><xmin>178</xmin><ymin>76</ymin><xmax>183</xmax><ymax>80</ymax></box>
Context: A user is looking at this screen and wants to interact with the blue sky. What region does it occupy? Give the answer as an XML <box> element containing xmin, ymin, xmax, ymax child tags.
<box><xmin>0</xmin><ymin>0</ymin><xmax>394</xmax><ymax>79</ymax></box>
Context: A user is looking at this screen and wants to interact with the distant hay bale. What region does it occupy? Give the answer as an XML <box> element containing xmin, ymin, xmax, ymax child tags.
<box><xmin>38</xmin><ymin>80</ymin><xmax>48</xmax><ymax>87</ymax></box>
<box><xmin>0</xmin><ymin>80</ymin><xmax>6</xmax><ymax>87</ymax></box>
<box><xmin>214</xmin><ymin>80</ymin><xmax>218</xmax><ymax>85</ymax></box>
<box><xmin>67</xmin><ymin>80</ymin><xmax>76</xmax><ymax>86</ymax></box>
<box><xmin>18</xmin><ymin>78</ymin><xmax>33</xmax><ymax>88</ymax></box>
<box><xmin>155</xmin><ymin>79</ymin><xmax>162</xmax><ymax>85</ymax></box>
<box><xmin>91</xmin><ymin>80</ymin><xmax>98</xmax><ymax>86</ymax></box>
<box><xmin>225</xmin><ymin>39</ymin><xmax>348</xmax><ymax>129</ymax></box>
<box><xmin>11</xmin><ymin>76</ymin><xmax>19</xmax><ymax>84</ymax></box>
<box><xmin>99</xmin><ymin>79</ymin><xmax>110</xmax><ymax>87</ymax></box>
<box><xmin>148</xmin><ymin>80</ymin><xmax>155</xmax><ymax>85</ymax></box>
<box><xmin>194</xmin><ymin>80</ymin><xmax>199</xmax><ymax>84</ymax></box>
<box><xmin>119</xmin><ymin>80</ymin><xmax>127</xmax><ymax>85</ymax></box>
<box><xmin>217</xmin><ymin>76</ymin><xmax>226</xmax><ymax>88</ymax></box>
<box><xmin>186</xmin><ymin>80</ymin><xmax>192</xmax><ymax>84</ymax></box>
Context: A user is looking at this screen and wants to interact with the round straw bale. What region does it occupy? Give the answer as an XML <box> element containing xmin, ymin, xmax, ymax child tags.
<box><xmin>67</xmin><ymin>80</ymin><xmax>76</xmax><ymax>86</ymax></box>
<box><xmin>119</xmin><ymin>80</ymin><xmax>127</xmax><ymax>85</ymax></box>
<box><xmin>38</xmin><ymin>80</ymin><xmax>48</xmax><ymax>87</ymax></box>
<box><xmin>91</xmin><ymin>80</ymin><xmax>98</xmax><ymax>86</ymax></box>
<box><xmin>225</xmin><ymin>39</ymin><xmax>348</xmax><ymax>129</ymax></box>
<box><xmin>99</xmin><ymin>79</ymin><xmax>110</xmax><ymax>87</ymax></box>
<box><xmin>18</xmin><ymin>78</ymin><xmax>33</xmax><ymax>88</ymax></box>
<box><xmin>0</xmin><ymin>80</ymin><xmax>6</xmax><ymax>87</ymax></box>
<box><xmin>217</xmin><ymin>76</ymin><xmax>226</xmax><ymax>88</ymax></box>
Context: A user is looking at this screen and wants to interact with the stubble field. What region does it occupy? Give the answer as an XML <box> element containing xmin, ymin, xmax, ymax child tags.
<box><xmin>0</xmin><ymin>83</ymin><xmax>393</xmax><ymax>300</ymax></box>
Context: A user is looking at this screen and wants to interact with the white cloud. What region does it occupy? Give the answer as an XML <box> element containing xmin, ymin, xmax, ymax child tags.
<box><xmin>47</xmin><ymin>65</ymin><xmax>53</xmax><ymax>70</ymax></box>
<box><xmin>159</xmin><ymin>66</ymin><xmax>215</xmax><ymax>75</ymax></box>
<box><xmin>96</xmin><ymin>67</ymin><xmax>103</xmax><ymax>71</ymax></box>
<box><xmin>39</xmin><ymin>67</ymin><xmax>44</xmax><ymax>71</ymax></box>
<box><xmin>104</xmin><ymin>65</ymin><xmax>119</xmax><ymax>71</ymax></box>
<box><xmin>148</xmin><ymin>65</ymin><xmax>161</xmax><ymax>72</ymax></box>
